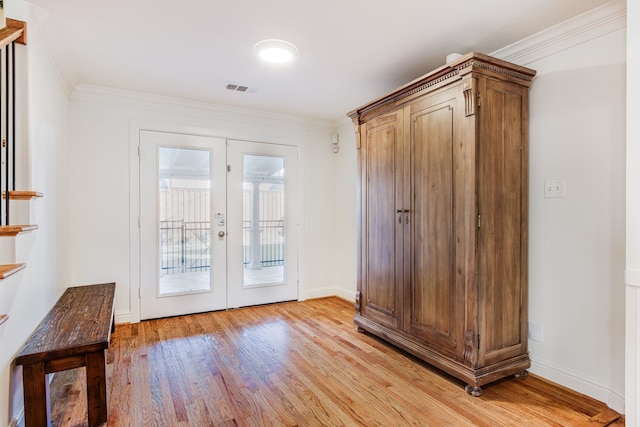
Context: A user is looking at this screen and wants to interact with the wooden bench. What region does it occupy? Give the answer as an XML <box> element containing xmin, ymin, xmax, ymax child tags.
<box><xmin>15</xmin><ymin>283</ymin><xmax>116</xmax><ymax>427</ymax></box>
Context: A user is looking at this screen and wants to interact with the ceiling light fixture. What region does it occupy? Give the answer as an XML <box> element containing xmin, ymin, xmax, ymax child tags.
<box><xmin>254</xmin><ymin>39</ymin><xmax>298</xmax><ymax>64</ymax></box>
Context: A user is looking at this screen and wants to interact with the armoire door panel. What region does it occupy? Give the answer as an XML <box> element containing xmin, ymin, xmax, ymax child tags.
<box><xmin>477</xmin><ymin>79</ymin><xmax>528</xmax><ymax>364</ymax></box>
<box><xmin>362</xmin><ymin>111</ymin><xmax>404</xmax><ymax>329</ymax></box>
<box><xmin>407</xmin><ymin>98</ymin><xmax>461</xmax><ymax>353</ymax></box>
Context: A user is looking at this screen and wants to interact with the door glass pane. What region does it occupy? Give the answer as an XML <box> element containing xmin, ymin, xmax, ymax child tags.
<box><xmin>158</xmin><ymin>147</ymin><xmax>212</xmax><ymax>295</ymax></box>
<box><xmin>243</xmin><ymin>154</ymin><xmax>285</xmax><ymax>286</ymax></box>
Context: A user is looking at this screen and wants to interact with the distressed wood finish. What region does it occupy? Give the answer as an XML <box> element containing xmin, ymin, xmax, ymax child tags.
<box><xmin>50</xmin><ymin>298</ymin><xmax>623</xmax><ymax>426</ymax></box>
<box><xmin>477</xmin><ymin>77</ymin><xmax>530</xmax><ymax>367</ymax></box>
<box><xmin>358</xmin><ymin>109</ymin><xmax>404</xmax><ymax>330</ymax></box>
<box><xmin>15</xmin><ymin>283</ymin><xmax>115</xmax><ymax>427</ymax></box>
<box><xmin>349</xmin><ymin>52</ymin><xmax>536</xmax><ymax>395</ymax></box>
<box><xmin>407</xmin><ymin>86</ymin><xmax>463</xmax><ymax>358</ymax></box>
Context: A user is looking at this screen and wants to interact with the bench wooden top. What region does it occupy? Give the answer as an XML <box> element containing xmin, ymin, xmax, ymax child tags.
<box><xmin>15</xmin><ymin>283</ymin><xmax>116</xmax><ymax>366</ymax></box>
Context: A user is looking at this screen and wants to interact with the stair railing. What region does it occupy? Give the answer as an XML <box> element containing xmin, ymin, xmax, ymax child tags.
<box><xmin>0</xmin><ymin>19</ymin><xmax>26</xmax><ymax>225</ymax></box>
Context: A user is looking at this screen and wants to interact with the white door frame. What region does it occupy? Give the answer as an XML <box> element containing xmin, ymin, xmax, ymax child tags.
<box><xmin>127</xmin><ymin>123</ymin><xmax>304</xmax><ymax>324</ymax></box>
<box><xmin>139</xmin><ymin>131</ymin><xmax>228</xmax><ymax>320</ymax></box>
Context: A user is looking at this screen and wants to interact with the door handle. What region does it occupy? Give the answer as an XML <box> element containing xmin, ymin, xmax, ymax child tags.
<box><xmin>396</xmin><ymin>209</ymin><xmax>409</xmax><ymax>225</ymax></box>
<box><xmin>218</xmin><ymin>231</ymin><xmax>226</xmax><ymax>238</ymax></box>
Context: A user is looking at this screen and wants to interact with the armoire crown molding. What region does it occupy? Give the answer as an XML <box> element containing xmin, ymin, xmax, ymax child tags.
<box><xmin>491</xmin><ymin>0</ymin><xmax>626</xmax><ymax>66</ymax></box>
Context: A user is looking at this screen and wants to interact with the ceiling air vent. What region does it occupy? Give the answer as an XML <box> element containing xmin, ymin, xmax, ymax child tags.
<box><xmin>226</xmin><ymin>84</ymin><xmax>257</xmax><ymax>93</ymax></box>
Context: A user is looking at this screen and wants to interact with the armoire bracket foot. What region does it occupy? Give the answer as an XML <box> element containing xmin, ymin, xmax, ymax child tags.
<box><xmin>514</xmin><ymin>371</ymin><xmax>529</xmax><ymax>379</ymax></box>
<box><xmin>465</xmin><ymin>385</ymin><xmax>483</xmax><ymax>397</ymax></box>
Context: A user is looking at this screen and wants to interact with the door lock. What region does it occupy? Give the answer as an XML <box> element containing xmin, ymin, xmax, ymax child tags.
<box><xmin>218</xmin><ymin>231</ymin><xmax>226</xmax><ymax>238</ymax></box>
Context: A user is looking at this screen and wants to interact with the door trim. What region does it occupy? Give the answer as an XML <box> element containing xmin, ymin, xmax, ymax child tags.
<box><xmin>139</xmin><ymin>132</ymin><xmax>228</xmax><ymax>320</ymax></box>
<box><xmin>128</xmin><ymin>122</ymin><xmax>305</xmax><ymax>324</ymax></box>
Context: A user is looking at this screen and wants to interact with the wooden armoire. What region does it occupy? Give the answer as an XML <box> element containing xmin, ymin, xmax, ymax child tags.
<box><xmin>347</xmin><ymin>52</ymin><xmax>536</xmax><ymax>396</ymax></box>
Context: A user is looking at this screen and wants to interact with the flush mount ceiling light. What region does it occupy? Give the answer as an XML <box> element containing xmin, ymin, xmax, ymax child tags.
<box><xmin>254</xmin><ymin>39</ymin><xmax>298</xmax><ymax>64</ymax></box>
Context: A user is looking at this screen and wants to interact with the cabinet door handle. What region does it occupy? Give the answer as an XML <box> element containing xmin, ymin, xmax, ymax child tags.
<box><xmin>397</xmin><ymin>209</ymin><xmax>409</xmax><ymax>224</ymax></box>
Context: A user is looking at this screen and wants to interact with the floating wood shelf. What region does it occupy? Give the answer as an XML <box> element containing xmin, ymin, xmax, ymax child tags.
<box><xmin>0</xmin><ymin>19</ymin><xmax>27</xmax><ymax>49</ymax></box>
<box><xmin>2</xmin><ymin>191</ymin><xmax>44</xmax><ymax>200</ymax></box>
<box><xmin>0</xmin><ymin>314</ymin><xmax>8</xmax><ymax>326</ymax></box>
<box><xmin>0</xmin><ymin>263</ymin><xmax>26</xmax><ymax>279</ymax></box>
<box><xmin>0</xmin><ymin>224</ymin><xmax>39</xmax><ymax>237</ymax></box>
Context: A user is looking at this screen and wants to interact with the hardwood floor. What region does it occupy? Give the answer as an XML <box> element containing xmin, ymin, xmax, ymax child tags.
<box><xmin>50</xmin><ymin>297</ymin><xmax>624</xmax><ymax>426</ymax></box>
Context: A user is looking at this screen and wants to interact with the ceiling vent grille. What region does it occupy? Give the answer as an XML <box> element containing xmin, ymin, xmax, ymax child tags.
<box><xmin>226</xmin><ymin>84</ymin><xmax>257</xmax><ymax>93</ymax></box>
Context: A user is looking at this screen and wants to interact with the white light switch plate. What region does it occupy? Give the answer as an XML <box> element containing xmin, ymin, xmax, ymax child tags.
<box><xmin>544</xmin><ymin>179</ymin><xmax>566</xmax><ymax>198</ymax></box>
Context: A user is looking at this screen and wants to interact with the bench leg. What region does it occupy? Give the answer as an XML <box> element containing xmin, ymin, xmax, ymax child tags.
<box><xmin>22</xmin><ymin>362</ymin><xmax>50</xmax><ymax>427</ymax></box>
<box><xmin>85</xmin><ymin>350</ymin><xmax>107</xmax><ymax>426</ymax></box>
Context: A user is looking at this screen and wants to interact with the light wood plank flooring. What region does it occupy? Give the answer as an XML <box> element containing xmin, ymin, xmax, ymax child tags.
<box><xmin>50</xmin><ymin>297</ymin><xmax>624</xmax><ymax>426</ymax></box>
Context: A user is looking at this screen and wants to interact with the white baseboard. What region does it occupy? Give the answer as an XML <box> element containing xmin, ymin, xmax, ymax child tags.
<box><xmin>334</xmin><ymin>288</ymin><xmax>356</xmax><ymax>302</ymax></box>
<box><xmin>302</xmin><ymin>287</ymin><xmax>339</xmax><ymax>300</ymax></box>
<box><xmin>114</xmin><ymin>310</ymin><xmax>132</xmax><ymax>325</ymax></box>
<box><xmin>530</xmin><ymin>358</ymin><xmax>625</xmax><ymax>414</ymax></box>
<box><xmin>303</xmin><ymin>287</ymin><xmax>355</xmax><ymax>302</ymax></box>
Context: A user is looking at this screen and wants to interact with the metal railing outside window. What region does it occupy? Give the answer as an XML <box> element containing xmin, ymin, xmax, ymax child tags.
<box><xmin>242</xmin><ymin>219</ymin><xmax>285</xmax><ymax>267</ymax></box>
<box><xmin>160</xmin><ymin>220</ymin><xmax>211</xmax><ymax>274</ymax></box>
<box><xmin>159</xmin><ymin>188</ymin><xmax>284</xmax><ymax>274</ymax></box>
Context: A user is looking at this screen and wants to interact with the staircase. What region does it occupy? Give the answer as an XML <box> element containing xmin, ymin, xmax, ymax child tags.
<box><xmin>0</xmin><ymin>19</ymin><xmax>41</xmax><ymax>333</ymax></box>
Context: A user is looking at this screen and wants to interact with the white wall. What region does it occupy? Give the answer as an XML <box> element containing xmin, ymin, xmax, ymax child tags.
<box><xmin>626</xmin><ymin>0</ymin><xmax>640</xmax><ymax>424</ymax></box>
<box><xmin>523</xmin><ymin>27</ymin><xmax>626</xmax><ymax>412</ymax></box>
<box><xmin>497</xmin><ymin>2</ymin><xmax>627</xmax><ymax>411</ymax></box>
<box><xmin>0</xmin><ymin>2</ymin><xmax>70</xmax><ymax>425</ymax></box>
<box><xmin>67</xmin><ymin>87</ymin><xmax>338</xmax><ymax>324</ymax></box>
<box><xmin>334</xmin><ymin>0</ymin><xmax>627</xmax><ymax>412</ymax></box>
<box><xmin>333</xmin><ymin>122</ymin><xmax>357</xmax><ymax>301</ymax></box>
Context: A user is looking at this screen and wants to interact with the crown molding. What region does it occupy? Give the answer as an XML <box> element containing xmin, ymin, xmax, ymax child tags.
<box><xmin>491</xmin><ymin>0</ymin><xmax>626</xmax><ymax>66</ymax></box>
<box><xmin>71</xmin><ymin>83</ymin><xmax>335</xmax><ymax>133</ymax></box>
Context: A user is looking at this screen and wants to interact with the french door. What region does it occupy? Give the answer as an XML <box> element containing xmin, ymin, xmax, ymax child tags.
<box><xmin>139</xmin><ymin>131</ymin><xmax>299</xmax><ymax>320</ymax></box>
<box><xmin>227</xmin><ymin>140</ymin><xmax>298</xmax><ymax>308</ymax></box>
